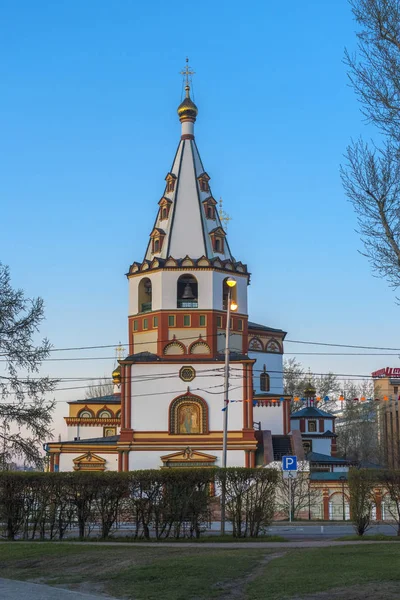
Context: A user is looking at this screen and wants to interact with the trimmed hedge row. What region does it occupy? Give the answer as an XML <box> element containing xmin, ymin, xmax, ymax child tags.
<box><xmin>0</xmin><ymin>468</ymin><xmax>277</xmax><ymax>540</ymax></box>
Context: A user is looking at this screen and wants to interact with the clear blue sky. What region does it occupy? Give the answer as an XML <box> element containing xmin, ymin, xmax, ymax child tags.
<box><xmin>1</xmin><ymin>0</ymin><xmax>398</xmax><ymax>432</ymax></box>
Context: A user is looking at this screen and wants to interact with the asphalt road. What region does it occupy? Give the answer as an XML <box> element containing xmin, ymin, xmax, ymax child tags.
<box><xmin>265</xmin><ymin>523</ymin><xmax>399</xmax><ymax>538</ymax></box>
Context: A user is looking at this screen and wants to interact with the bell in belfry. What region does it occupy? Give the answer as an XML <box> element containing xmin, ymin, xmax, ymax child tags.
<box><xmin>182</xmin><ymin>283</ymin><xmax>195</xmax><ymax>299</ymax></box>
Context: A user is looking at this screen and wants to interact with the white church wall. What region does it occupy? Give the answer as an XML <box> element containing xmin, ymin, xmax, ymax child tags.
<box><xmin>128</xmin><ymin>271</ymin><xmax>162</xmax><ymax>315</ymax></box>
<box><xmin>249</xmin><ymin>352</ymin><xmax>283</xmax><ymax>394</ymax></box>
<box><xmin>67</xmin><ymin>425</ymin><xmax>105</xmax><ymax>441</ymax></box>
<box><xmin>129</xmin><ymin>449</ymin><xmax>246</xmax><ymax>470</ymax></box>
<box><xmin>311</xmin><ymin>438</ymin><xmax>332</xmax><ymax>455</ymax></box>
<box><xmin>58</xmin><ymin>453</ymin><xmax>118</xmax><ymax>472</ymax></box>
<box><xmin>130</xmin><ymin>363</ymin><xmax>244</xmax><ymax>432</ymax></box>
<box><xmin>253</xmin><ymin>405</ymin><xmax>284</xmax><ymax>434</ymax></box>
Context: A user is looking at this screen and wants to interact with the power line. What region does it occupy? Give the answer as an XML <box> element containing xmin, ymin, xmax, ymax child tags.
<box><xmin>3</xmin><ymin>331</ymin><xmax>400</xmax><ymax>356</ymax></box>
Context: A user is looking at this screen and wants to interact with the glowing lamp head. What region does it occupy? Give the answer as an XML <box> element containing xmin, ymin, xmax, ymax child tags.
<box><xmin>226</xmin><ymin>278</ymin><xmax>237</xmax><ymax>288</ymax></box>
<box><xmin>230</xmin><ymin>301</ymin><xmax>238</xmax><ymax>311</ymax></box>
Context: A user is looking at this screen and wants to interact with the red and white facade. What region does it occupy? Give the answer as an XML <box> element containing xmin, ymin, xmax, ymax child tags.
<box><xmin>47</xmin><ymin>73</ymin><xmax>290</xmax><ymax>471</ymax></box>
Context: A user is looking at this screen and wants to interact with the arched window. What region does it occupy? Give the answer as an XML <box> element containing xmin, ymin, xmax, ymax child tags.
<box><xmin>161</xmin><ymin>207</ymin><xmax>168</xmax><ymax>220</ymax></box>
<box><xmin>98</xmin><ymin>409</ymin><xmax>113</xmax><ymax>419</ymax></box>
<box><xmin>115</xmin><ymin>410</ymin><xmax>121</xmax><ymax>419</ymax></box>
<box><xmin>138</xmin><ymin>277</ymin><xmax>152</xmax><ymax>313</ymax></box>
<box><xmin>177</xmin><ymin>274</ymin><xmax>198</xmax><ymax>308</ymax></box>
<box><xmin>222</xmin><ymin>277</ymin><xmax>238</xmax><ymax>311</ymax></box>
<box><xmin>78</xmin><ymin>409</ymin><xmax>93</xmax><ymax>419</ymax></box>
<box><xmin>154</xmin><ymin>239</ymin><xmax>160</xmax><ymax>253</ymax></box>
<box><xmin>260</xmin><ymin>368</ymin><xmax>270</xmax><ymax>392</ymax></box>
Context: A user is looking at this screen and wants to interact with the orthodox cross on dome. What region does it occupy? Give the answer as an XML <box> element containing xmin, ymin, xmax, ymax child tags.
<box><xmin>180</xmin><ymin>57</ymin><xmax>195</xmax><ymax>91</ymax></box>
<box><xmin>218</xmin><ymin>197</ymin><xmax>232</xmax><ymax>230</ymax></box>
<box><xmin>115</xmin><ymin>342</ymin><xmax>125</xmax><ymax>360</ymax></box>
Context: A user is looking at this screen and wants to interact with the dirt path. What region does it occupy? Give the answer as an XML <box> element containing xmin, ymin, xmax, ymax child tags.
<box><xmin>217</xmin><ymin>552</ymin><xmax>286</xmax><ymax>599</ymax></box>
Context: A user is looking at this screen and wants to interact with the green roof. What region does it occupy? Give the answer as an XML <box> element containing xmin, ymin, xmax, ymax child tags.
<box><xmin>310</xmin><ymin>472</ymin><xmax>348</xmax><ymax>481</ymax></box>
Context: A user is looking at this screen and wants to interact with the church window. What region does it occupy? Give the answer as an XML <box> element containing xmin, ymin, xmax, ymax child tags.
<box><xmin>166</xmin><ymin>173</ymin><xmax>176</xmax><ymax>193</ymax></box>
<box><xmin>238</xmin><ymin>319</ymin><xmax>243</xmax><ymax>331</ymax></box>
<box><xmin>138</xmin><ymin>278</ymin><xmax>152</xmax><ymax>313</ymax></box>
<box><xmin>260</xmin><ymin>368</ymin><xmax>270</xmax><ymax>392</ymax></box>
<box><xmin>133</xmin><ymin>320</ymin><xmax>138</xmax><ymax>331</ymax></box>
<box><xmin>217</xmin><ymin>316</ymin><xmax>222</xmax><ymax>328</ymax></box>
<box><xmin>179</xmin><ymin>366</ymin><xmax>196</xmax><ymax>382</ymax></box>
<box><xmin>303</xmin><ymin>440</ymin><xmax>312</xmax><ymax>454</ymax></box>
<box><xmin>153</xmin><ymin>316</ymin><xmax>158</xmax><ymax>327</ymax></box>
<box><xmin>308</xmin><ymin>420</ymin><xmax>317</xmax><ymax>432</ymax></box>
<box><xmin>168</xmin><ymin>315</ymin><xmax>176</xmax><ymax>327</ymax></box>
<box><xmin>98</xmin><ymin>409</ymin><xmax>112</xmax><ymax>418</ymax></box>
<box><xmin>183</xmin><ymin>315</ymin><xmax>191</xmax><ymax>327</ymax></box>
<box><xmin>78</xmin><ymin>409</ymin><xmax>93</xmax><ymax>419</ymax></box>
<box><xmin>169</xmin><ymin>394</ymin><xmax>209</xmax><ymax>435</ymax></box>
<box><xmin>214</xmin><ymin>238</ymin><xmax>223</xmax><ymax>253</ymax></box>
<box><xmin>207</xmin><ymin>206</ymin><xmax>214</xmax><ymax>219</ymax></box>
<box><xmin>143</xmin><ymin>318</ymin><xmax>148</xmax><ymax>330</ymax></box>
<box><xmin>177</xmin><ymin>274</ymin><xmax>198</xmax><ymax>308</ymax></box>
<box><xmin>199</xmin><ymin>315</ymin><xmax>206</xmax><ymax>327</ymax></box>
<box><xmin>154</xmin><ymin>239</ymin><xmax>160</xmax><ymax>253</ymax></box>
<box><xmin>161</xmin><ymin>207</ymin><xmax>169</xmax><ymax>220</ymax></box>
<box><xmin>222</xmin><ymin>277</ymin><xmax>238</xmax><ymax>311</ymax></box>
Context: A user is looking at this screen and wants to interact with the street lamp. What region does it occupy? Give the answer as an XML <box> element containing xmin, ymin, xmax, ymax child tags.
<box><xmin>220</xmin><ymin>277</ymin><xmax>237</xmax><ymax>535</ymax></box>
<box><xmin>339</xmin><ymin>475</ymin><xmax>346</xmax><ymax>521</ymax></box>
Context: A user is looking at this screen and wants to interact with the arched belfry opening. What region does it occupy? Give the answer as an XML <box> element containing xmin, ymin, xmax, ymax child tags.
<box><xmin>177</xmin><ymin>274</ymin><xmax>198</xmax><ymax>308</ymax></box>
<box><xmin>222</xmin><ymin>277</ymin><xmax>237</xmax><ymax>310</ymax></box>
<box><xmin>138</xmin><ymin>277</ymin><xmax>152</xmax><ymax>313</ymax></box>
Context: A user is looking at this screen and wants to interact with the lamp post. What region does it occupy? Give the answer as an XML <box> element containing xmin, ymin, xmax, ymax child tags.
<box><xmin>220</xmin><ymin>277</ymin><xmax>237</xmax><ymax>535</ymax></box>
<box><xmin>339</xmin><ymin>475</ymin><xmax>346</xmax><ymax>521</ymax></box>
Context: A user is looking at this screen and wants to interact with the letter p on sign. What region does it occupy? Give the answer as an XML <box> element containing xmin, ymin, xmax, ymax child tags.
<box><xmin>282</xmin><ymin>456</ymin><xmax>297</xmax><ymax>471</ymax></box>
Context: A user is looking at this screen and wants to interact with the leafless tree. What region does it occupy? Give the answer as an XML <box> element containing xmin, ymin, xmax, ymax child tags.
<box><xmin>342</xmin><ymin>0</ymin><xmax>400</xmax><ymax>291</ymax></box>
<box><xmin>336</xmin><ymin>380</ymin><xmax>380</xmax><ymax>463</ymax></box>
<box><xmin>84</xmin><ymin>377</ymin><xmax>114</xmax><ymax>399</ymax></box>
<box><xmin>0</xmin><ymin>264</ymin><xmax>57</xmax><ymax>468</ymax></box>
<box><xmin>283</xmin><ymin>358</ymin><xmax>340</xmax><ymax>411</ymax></box>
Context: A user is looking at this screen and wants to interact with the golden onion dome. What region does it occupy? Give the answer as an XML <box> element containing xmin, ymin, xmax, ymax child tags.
<box><xmin>304</xmin><ymin>382</ymin><xmax>317</xmax><ymax>397</ymax></box>
<box><xmin>112</xmin><ymin>365</ymin><xmax>121</xmax><ymax>384</ymax></box>
<box><xmin>177</xmin><ymin>86</ymin><xmax>198</xmax><ymax>122</ymax></box>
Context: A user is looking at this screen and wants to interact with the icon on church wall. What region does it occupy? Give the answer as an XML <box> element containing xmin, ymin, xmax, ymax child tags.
<box><xmin>178</xmin><ymin>404</ymin><xmax>200</xmax><ymax>434</ymax></box>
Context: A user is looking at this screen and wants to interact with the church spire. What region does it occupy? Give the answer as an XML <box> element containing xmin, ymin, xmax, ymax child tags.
<box><xmin>177</xmin><ymin>58</ymin><xmax>198</xmax><ymax>141</ymax></box>
<box><xmin>141</xmin><ymin>61</ymin><xmax>236</xmax><ymax>264</ymax></box>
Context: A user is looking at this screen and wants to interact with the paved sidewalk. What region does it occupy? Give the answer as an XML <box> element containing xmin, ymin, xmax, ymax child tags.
<box><xmin>0</xmin><ymin>578</ymin><xmax>118</xmax><ymax>600</ymax></box>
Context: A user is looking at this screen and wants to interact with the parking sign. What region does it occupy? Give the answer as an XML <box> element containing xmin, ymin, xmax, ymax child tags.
<box><xmin>282</xmin><ymin>456</ymin><xmax>297</xmax><ymax>471</ymax></box>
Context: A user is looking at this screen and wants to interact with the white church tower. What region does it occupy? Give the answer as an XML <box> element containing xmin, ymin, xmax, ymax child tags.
<box><xmin>45</xmin><ymin>62</ymin><xmax>291</xmax><ymax>473</ymax></box>
<box><xmin>118</xmin><ymin>61</ymin><xmax>260</xmax><ymax>471</ymax></box>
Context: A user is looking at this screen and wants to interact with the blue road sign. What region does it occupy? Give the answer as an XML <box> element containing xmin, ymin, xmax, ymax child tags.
<box><xmin>282</xmin><ymin>456</ymin><xmax>297</xmax><ymax>471</ymax></box>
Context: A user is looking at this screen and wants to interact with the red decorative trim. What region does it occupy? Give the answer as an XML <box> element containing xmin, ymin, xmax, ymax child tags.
<box><xmin>65</xmin><ymin>418</ymin><xmax>120</xmax><ymax>426</ymax></box>
<box><xmin>300</xmin><ymin>418</ymin><xmax>306</xmax><ymax>433</ymax></box>
<box><xmin>181</xmin><ymin>134</ymin><xmax>194</xmax><ymax>140</ymax></box>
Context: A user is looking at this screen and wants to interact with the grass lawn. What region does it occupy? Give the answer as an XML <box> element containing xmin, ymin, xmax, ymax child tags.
<box><xmin>1</xmin><ymin>542</ymin><xmax>400</xmax><ymax>599</ymax></box>
<box><xmin>246</xmin><ymin>544</ymin><xmax>400</xmax><ymax>599</ymax></box>
<box><xmin>0</xmin><ymin>543</ymin><xmax>266</xmax><ymax>600</ymax></box>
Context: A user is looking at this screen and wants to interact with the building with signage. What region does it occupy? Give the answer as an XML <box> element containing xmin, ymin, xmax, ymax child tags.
<box><xmin>372</xmin><ymin>367</ymin><xmax>400</xmax><ymax>468</ymax></box>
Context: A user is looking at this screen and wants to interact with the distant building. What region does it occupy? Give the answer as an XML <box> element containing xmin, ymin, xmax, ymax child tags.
<box><xmin>372</xmin><ymin>366</ymin><xmax>400</xmax><ymax>468</ymax></box>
